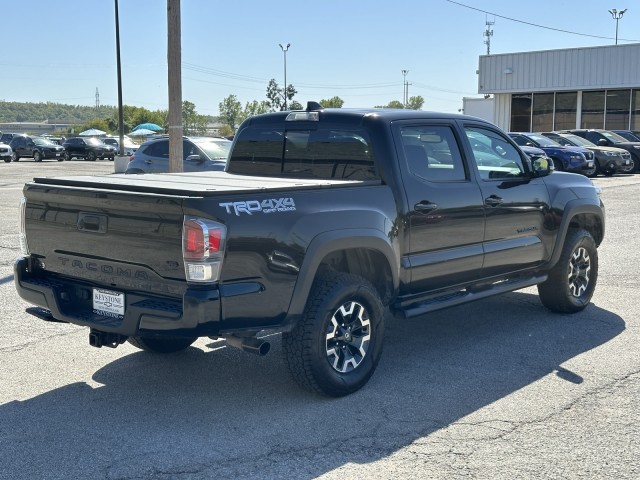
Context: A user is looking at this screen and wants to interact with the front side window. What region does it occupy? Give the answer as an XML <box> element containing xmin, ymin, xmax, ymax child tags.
<box><xmin>465</xmin><ymin>127</ymin><xmax>526</xmax><ymax>180</ymax></box>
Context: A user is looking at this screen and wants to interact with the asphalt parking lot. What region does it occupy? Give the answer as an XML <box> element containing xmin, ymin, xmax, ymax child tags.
<box><xmin>0</xmin><ymin>160</ymin><xmax>638</xmax><ymax>479</ymax></box>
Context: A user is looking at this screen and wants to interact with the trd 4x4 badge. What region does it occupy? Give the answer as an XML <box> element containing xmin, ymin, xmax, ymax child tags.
<box><xmin>219</xmin><ymin>198</ymin><xmax>296</xmax><ymax>215</ymax></box>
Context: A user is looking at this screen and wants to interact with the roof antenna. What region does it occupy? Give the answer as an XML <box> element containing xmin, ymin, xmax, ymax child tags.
<box><xmin>306</xmin><ymin>101</ymin><xmax>323</xmax><ymax>111</ymax></box>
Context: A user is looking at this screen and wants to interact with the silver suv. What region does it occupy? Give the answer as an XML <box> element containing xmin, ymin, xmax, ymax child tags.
<box><xmin>125</xmin><ymin>136</ymin><xmax>231</xmax><ymax>174</ymax></box>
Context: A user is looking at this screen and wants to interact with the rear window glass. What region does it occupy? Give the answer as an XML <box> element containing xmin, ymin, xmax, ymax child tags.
<box><xmin>228</xmin><ymin>126</ymin><xmax>378</xmax><ymax>180</ymax></box>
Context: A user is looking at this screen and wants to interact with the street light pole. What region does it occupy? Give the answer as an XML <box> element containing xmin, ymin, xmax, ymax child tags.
<box><xmin>609</xmin><ymin>8</ymin><xmax>627</xmax><ymax>45</ymax></box>
<box><xmin>279</xmin><ymin>43</ymin><xmax>290</xmax><ymax>110</ymax></box>
<box><xmin>114</xmin><ymin>0</ymin><xmax>124</xmax><ymax>156</ymax></box>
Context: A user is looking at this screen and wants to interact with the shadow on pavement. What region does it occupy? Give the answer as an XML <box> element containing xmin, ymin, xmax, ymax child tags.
<box><xmin>0</xmin><ymin>291</ymin><xmax>624</xmax><ymax>479</ymax></box>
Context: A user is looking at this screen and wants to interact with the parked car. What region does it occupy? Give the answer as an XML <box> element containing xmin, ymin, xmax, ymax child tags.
<box><xmin>0</xmin><ymin>141</ymin><xmax>12</xmax><ymax>163</ymax></box>
<box><xmin>508</xmin><ymin>132</ymin><xmax>596</xmax><ymax>176</ymax></box>
<box><xmin>611</xmin><ymin>130</ymin><xmax>640</xmax><ymax>142</ymax></box>
<box><xmin>541</xmin><ymin>132</ymin><xmax>634</xmax><ymax>175</ymax></box>
<box><xmin>562</xmin><ymin>129</ymin><xmax>640</xmax><ymax>173</ymax></box>
<box><xmin>9</xmin><ymin>135</ymin><xmax>65</xmax><ymax>162</ymax></box>
<box><xmin>125</xmin><ymin>136</ymin><xmax>232</xmax><ymax>174</ymax></box>
<box><xmin>102</xmin><ymin>136</ymin><xmax>139</xmax><ymax>156</ymax></box>
<box><xmin>0</xmin><ymin>132</ymin><xmax>20</xmax><ymax>145</ymax></box>
<box><xmin>518</xmin><ymin>145</ymin><xmax>555</xmax><ymax>169</ymax></box>
<box><xmin>62</xmin><ymin>137</ymin><xmax>116</xmax><ymax>161</ymax></box>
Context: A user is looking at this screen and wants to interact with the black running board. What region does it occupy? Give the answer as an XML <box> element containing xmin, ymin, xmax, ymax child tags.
<box><xmin>396</xmin><ymin>275</ymin><xmax>547</xmax><ymax>319</ymax></box>
<box><xmin>26</xmin><ymin>306</ymin><xmax>68</xmax><ymax>323</ymax></box>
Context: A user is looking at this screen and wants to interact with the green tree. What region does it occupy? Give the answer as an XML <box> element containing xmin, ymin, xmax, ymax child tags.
<box><xmin>406</xmin><ymin>96</ymin><xmax>425</xmax><ymax>110</ymax></box>
<box><xmin>374</xmin><ymin>100</ymin><xmax>405</xmax><ymax>109</ymax></box>
<box><xmin>374</xmin><ymin>97</ymin><xmax>424</xmax><ymax>110</ymax></box>
<box><xmin>182</xmin><ymin>100</ymin><xmax>207</xmax><ymax>135</ymax></box>
<box><xmin>266</xmin><ymin>78</ymin><xmax>297</xmax><ymax>111</ymax></box>
<box><xmin>320</xmin><ymin>96</ymin><xmax>344</xmax><ymax>108</ymax></box>
<box><xmin>218</xmin><ymin>95</ymin><xmax>243</xmax><ymax>131</ymax></box>
<box><xmin>244</xmin><ymin>100</ymin><xmax>272</xmax><ymax>117</ymax></box>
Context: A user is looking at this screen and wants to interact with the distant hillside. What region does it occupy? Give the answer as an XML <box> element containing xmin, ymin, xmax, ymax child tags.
<box><xmin>0</xmin><ymin>101</ymin><xmax>116</xmax><ymax>123</ymax></box>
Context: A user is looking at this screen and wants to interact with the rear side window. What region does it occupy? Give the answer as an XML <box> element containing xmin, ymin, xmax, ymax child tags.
<box><xmin>144</xmin><ymin>140</ymin><xmax>169</xmax><ymax>158</ymax></box>
<box><xmin>400</xmin><ymin>125</ymin><xmax>466</xmax><ymax>182</ymax></box>
<box><xmin>228</xmin><ymin>126</ymin><xmax>378</xmax><ymax>180</ymax></box>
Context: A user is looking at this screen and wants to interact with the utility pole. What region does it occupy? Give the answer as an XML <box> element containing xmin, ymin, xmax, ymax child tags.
<box><xmin>279</xmin><ymin>43</ymin><xmax>290</xmax><ymax>110</ymax></box>
<box><xmin>95</xmin><ymin>87</ymin><xmax>100</xmax><ymax>109</ymax></box>
<box><xmin>484</xmin><ymin>19</ymin><xmax>495</xmax><ymax>55</ymax></box>
<box><xmin>167</xmin><ymin>0</ymin><xmax>183</xmax><ymax>172</ymax></box>
<box><xmin>402</xmin><ymin>70</ymin><xmax>409</xmax><ymax>107</ymax></box>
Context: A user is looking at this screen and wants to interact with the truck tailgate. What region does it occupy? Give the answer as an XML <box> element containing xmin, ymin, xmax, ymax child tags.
<box><xmin>23</xmin><ymin>182</ymin><xmax>189</xmax><ymax>296</ymax></box>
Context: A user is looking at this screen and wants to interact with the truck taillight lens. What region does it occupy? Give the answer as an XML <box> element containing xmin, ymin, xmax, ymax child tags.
<box><xmin>182</xmin><ymin>217</ymin><xmax>226</xmax><ymax>283</ymax></box>
<box><xmin>19</xmin><ymin>197</ymin><xmax>30</xmax><ymax>256</ymax></box>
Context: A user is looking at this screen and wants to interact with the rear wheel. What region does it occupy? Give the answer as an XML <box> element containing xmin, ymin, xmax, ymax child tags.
<box><xmin>282</xmin><ymin>271</ymin><xmax>385</xmax><ymax>397</ymax></box>
<box><xmin>128</xmin><ymin>335</ymin><xmax>197</xmax><ymax>353</ymax></box>
<box><xmin>538</xmin><ymin>228</ymin><xmax>598</xmax><ymax>313</ymax></box>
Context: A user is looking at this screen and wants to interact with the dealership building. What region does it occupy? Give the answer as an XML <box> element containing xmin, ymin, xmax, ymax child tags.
<box><xmin>464</xmin><ymin>42</ymin><xmax>640</xmax><ymax>133</ymax></box>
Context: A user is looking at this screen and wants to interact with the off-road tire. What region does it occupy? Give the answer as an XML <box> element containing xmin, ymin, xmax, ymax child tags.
<box><xmin>282</xmin><ymin>271</ymin><xmax>385</xmax><ymax>397</ymax></box>
<box><xmin>128</xmin><ymin>335</ymin><xmax>197</xmax><ymax>353</ymax></box>
<box><xmin>538</xmin><ymin>228</ymin><xmax>598</xmax><ymax>313</ymax></box>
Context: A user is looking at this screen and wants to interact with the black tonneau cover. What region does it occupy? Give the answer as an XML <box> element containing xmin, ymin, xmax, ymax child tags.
<box><xmin>30</xmin><ymin>171</ymin><xmax>373</xmax><ymax>197</ymax></box>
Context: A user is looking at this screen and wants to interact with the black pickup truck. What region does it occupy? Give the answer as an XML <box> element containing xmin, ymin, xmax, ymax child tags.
<box><xmin>15</xmin><ymin>103</ymin><xmax>605</xmax><ymax>397</ymax></box>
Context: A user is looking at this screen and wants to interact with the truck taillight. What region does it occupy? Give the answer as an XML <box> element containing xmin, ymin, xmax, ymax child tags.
<box><xmin>182</xmin><ymin>217</ymin><xmax>226</xmax><ymax>283</ymax></box>
<box><xmin>19</xmin><ymin>197</ymin><xmax>30</xmax><ymax>255</ymax></box>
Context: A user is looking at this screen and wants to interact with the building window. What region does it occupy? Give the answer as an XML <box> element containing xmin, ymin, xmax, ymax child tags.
<box><xmin>532</xmin><ymin>93</ymin><xmax>554</xmax><ymax>132</ymax></box>
<box><xmin>581</xmin><ymin>90</ymin><xmax>606</xmax><ymax>128</ymax></box>
<box><xmin>605</xmin><ymin>89</ymin><xmax>631</xmax><ymax>129</ymax></box>
<box><xmin>631</xmin><ymin>90</ymin><xmax>640</xmax><ymax>130</ymax></box>
<box><xmin>554</xmin><ymin>92</ymin><xmax>577</xmax><ymax>130</ymax></box>
<box><xmin>510</xmin><ymin>94</ymin><xmax>531</xmax><ymax>131</ymax></box>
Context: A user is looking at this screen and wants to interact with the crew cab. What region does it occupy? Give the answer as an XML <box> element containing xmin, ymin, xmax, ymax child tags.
<box><xmin>15</xmin><ymin>103</ymin><xmax>605</xmax><ymax>397</ymax></box>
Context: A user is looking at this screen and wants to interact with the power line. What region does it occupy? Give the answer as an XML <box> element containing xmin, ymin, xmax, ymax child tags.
<box><xmin>447</xmin><ymin>0</ymin><xmax>639</xmax><ymax>42</ymax></box>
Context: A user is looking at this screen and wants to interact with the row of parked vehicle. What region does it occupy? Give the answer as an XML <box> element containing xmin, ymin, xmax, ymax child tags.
<box><xmin>509</xmin><ymin>129</ymin><xmax>640</xmax><ymax>177</ymax></box>
<box><xmin>4</xmin><ymin>127</ymin><xmax>640</xmax><ymax>178</ymax></box>
<box><xmin>0</xmin><ymin>132</ymin><xmax>139</xmax><ymax>163</ymax></box>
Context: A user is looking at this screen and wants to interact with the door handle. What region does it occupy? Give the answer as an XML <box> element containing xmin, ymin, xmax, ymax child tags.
<box><xmin>415</xmin><ymin>201</ymin><xmax>438</xmax><ymax>212</ymax></box>
<box><xmin>485</xmin><ymin>195</ymin><xmax>504</xmax><ymax>206</ymax></box>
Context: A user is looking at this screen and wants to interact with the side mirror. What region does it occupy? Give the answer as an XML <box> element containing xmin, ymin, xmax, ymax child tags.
<box><xmin>186</xmin><ymin>154</ymin><xmax>202</xmax><ymax>162</ymax></box>
<box><xmin>530</xmin><ymin>155</ymin><xmax>553</xmax><ymax>177</ymax></box>
<box><xmin>597</xmin><ymin>139</ymin><xmax>608</xmax><ymax>146</ymax></box>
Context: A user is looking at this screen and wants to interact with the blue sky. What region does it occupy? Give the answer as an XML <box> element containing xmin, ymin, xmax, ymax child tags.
<box><xmin>1</xmin><ymin>0</ymin><xmax>638</xmax><ymax>116</ymax></box>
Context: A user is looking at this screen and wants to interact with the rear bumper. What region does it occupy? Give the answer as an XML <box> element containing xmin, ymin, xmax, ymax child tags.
<box><xmin>14</xmin><ymin>257</ymin><xmax>222</xmax><ymax>337</ymax></box>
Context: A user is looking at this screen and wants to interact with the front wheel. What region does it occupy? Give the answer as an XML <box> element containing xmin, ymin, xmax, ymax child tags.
<box><xmin>63</xmin><ymin>151</ymin><xmax>71</xmax><ymax>161</ymax></box>
<box><xmin>538</xmin><ymin>228</ymin><xmax>598</xmax><ymax>313</ymax></box>
<box><xmin>86</xmin><ymin>151</ymin><xmax>96</xmax><ymax>161</ymax></box>
<box><xmin>128</xmin><ymin>335</ymin><xmax>197</xmax><ymax>353</ymax></box>
<box><xmin>11</xmin><ymin>152</ymin><xmax>19</xmax><ymax>162</ymax></box>
<box><xmin>33</xmin><ymin>151</ymin><xmax>42</xmax><ymax>162</ymax></box>
<box><xmin>282</xmin><ymin>271</ymin><xmax>385</xmax><ymax>397</ymax></box>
